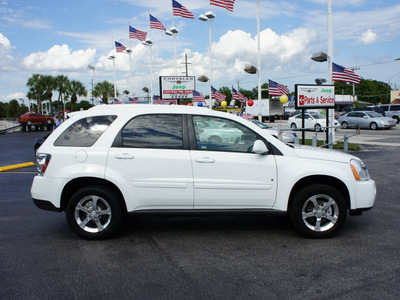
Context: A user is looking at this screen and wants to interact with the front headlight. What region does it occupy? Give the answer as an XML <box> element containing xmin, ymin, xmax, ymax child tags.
<box><xmin>350</xmin><ymin>159</ymin><xmax>370</xmax><ymax>181</ymax></box>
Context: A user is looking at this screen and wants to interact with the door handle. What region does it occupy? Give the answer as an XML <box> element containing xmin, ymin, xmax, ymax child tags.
<box><xmin>195</xmin><ymin>157</ymin><xmax>215</xmax><ymax>163</ymax></box>
<box><xmin>115</xmin><ymin>153</ymin><xmax>134</xmax><ymax>159</ymax></box>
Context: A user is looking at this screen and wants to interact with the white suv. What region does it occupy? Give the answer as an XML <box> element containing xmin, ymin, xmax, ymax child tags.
<box><xmin>31</xmin><ymin>105</ymin><xmax>376</xmax><ymax>239</ymax></box>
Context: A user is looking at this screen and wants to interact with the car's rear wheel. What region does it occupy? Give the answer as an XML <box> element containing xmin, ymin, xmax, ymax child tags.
<box><xmin>314</xmin><ymin>124</ymin><xmax>322</xmax><ymax>132</ymax></box>
<box><xmin>341</xmin><ymin>121</ymin><xmax>348</xmax><ymax>129</ymax></box>
<box><xmin>66</xmin><ymin>186</ymin><xmax>125</xmax><ymax>239</ymax></box>
<box><xmin>290</xmin><ymin>123</ymin><xmax>297</xmax><ymax>129</ymax></box>
<box><xmin>26</xmin><ymin>120</ymin><xmax>32</xmax><ymax>126</ymax></box>
<box><xmin>370</xmin><ymin>122</ymin><xmax>378</xmax><ymax>130</ymax></box>
<box><xmin>290</xmin><ymin>184</ymin><xmax>347</xmax><ymax>238</ymax></box>
<box><xmin>46</xmin><ymin>119</ymin><xmax>52</xmax><ymax>124</ymax></box>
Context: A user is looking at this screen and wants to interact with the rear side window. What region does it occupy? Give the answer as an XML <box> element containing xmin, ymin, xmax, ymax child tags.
<box><xmin>391</xmin><ymin>105</ymin><xmax>400</xmax><ymax>111</ymax></box>
<box><xmin>121</xmin><ymin>114</ymin><xmax>183</xmax><ymax>149</ymax></box>
<box><xmin>54</xmin><ymin>115</ymin><xmax>117</xmax><ymax>147</ymax></box>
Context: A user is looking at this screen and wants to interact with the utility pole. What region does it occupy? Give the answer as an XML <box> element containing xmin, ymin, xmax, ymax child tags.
<box><xmin>181</xmin><ymin>54</ymin><xmax>191</xmax><ymax>76</ymax></box>
<box><xmin>351</xmin><ymin>66</ymin><xmax>360</xmax><ymax>105</ymax></box>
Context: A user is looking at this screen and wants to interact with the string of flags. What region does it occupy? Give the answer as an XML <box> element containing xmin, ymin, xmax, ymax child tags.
<box><xmin>108</xmin><ymin>0</ymin><xmax>361</xmax><ymax>104</ymax></box>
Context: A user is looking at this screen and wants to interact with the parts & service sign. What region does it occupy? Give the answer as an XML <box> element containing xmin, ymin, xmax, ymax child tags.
<box><xmin>295</xmin><ymin>84</ymin><xmax>335</xmax><ymax>109</ymax></box>
<box><xmin>159</xmin><ymin>76</ymin><xmax>195</xmax><ymax>99</ymax></box>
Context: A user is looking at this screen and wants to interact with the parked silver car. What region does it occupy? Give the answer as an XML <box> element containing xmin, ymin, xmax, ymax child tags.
<box><xmin>251</xmin><ymin>120</ymin><xmax>297</xmax><ymax>143</ymax></box>
<box><xmin>338</xmin><ymin>111</ymin><xmax>396</xmax><ymax>130</ymax></box>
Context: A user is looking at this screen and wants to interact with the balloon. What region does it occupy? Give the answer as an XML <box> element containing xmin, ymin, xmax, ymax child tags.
<box><xmin>187</xmin><ymin>102</ymin><xmax>193</xmax><ymax>106</ymax></box>
<box><xmin>280</xmin><ymin>95</ymin><xmax>288</xmax><ymax>104</ymax></box>
<box><xmin>247</xmin><ymin>100</ymin><xmax>254</xmax><ymax>106</ymax></box>
<box><xmin>197</xmin><ymin>102</ymin><xmax>203</xmax><ymax>107</ymax></box>
<box><xmin>221</xmin><ymin>101</ymin><xmax>227</xmax><ymax>107</ymax></box>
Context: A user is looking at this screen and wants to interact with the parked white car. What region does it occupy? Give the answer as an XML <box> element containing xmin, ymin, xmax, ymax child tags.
<box><xmin>288</xmin><ymin>113</ymin><xmax>339</xmax><ymax>131</ymax></box>
<box><xmin>31</xmin><ymin>105</ymin><xmax>376</xmax><ymax>239</ymax></box>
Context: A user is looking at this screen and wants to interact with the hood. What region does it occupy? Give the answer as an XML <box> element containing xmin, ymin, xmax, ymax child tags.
<box><xmin>291</xmin><ymin>144</ymin><xmax>356</xmax><ymax>163</ymax></box>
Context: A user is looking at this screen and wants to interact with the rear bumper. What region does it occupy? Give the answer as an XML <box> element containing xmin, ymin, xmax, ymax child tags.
<box><xmin>33</xmin><ymin>198</ymin><xmax>62</xmax><ymax>212</ymax></box>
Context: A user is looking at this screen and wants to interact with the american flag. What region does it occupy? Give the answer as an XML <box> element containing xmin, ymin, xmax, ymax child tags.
<box><xmin>332</xmin><ymin>63</ymin><xmax>361</xmax><ymax>84</ymax></box>
<box><xmin>268</xmin><ymin>79</ymin><xmax>289</xmax><ymax>96</ymax></box>
<box><xmin>211</xmin><ymin>86</ymin><xmax>226</xmax><ymax>103</ymax></box>
<box><xmin>172</xmin><ymin>0</ymin><xmax>194</xmax><ymax>19</ymax></box>
<box><xmin>232</xmin><ymin>87</ymin><xmax>247</xmax><ymax>103</ymax></box>
<box><xmin>115</xmin><ymin>41</ymin><xmax>126</xmax><ymax>53</ymax></box>
<box><xmin>114</xmin><ymin>98</ymin><xmax>123</xmax><ymax>104</ymax></box>
<box><xmin>210</xmin><ymin>0</ymin><xmax>235</xmax><ymax>12</ymax></box>
<box><xmin>192</xmin><ymin>90</ymin><xmax>206</xmax><ymax>103</ymax></box>
<box><xmin>129</xmin><ymin>26</ymin><xmax>147</xmax><ymax>41</ymax></box>
<box><xmin>129</xmin><ymin>97</ymin><xmax>139</xmax><ymax>104</ymax></box>
<box><xmin>150</xmin><ymin>14</ymin><xmax>166</xmax><ymax>31</ymax></box>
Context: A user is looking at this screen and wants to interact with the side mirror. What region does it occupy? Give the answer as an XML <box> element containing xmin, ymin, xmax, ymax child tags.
<box><xmin>252</xmin><ymin>140</ymin><xmax>269</xmax><ymax>154</ymax></box>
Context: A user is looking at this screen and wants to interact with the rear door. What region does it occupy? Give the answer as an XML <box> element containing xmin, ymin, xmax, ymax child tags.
<box><xmin>106</xmin><ymin>114</ymin><xmax>194</xmax><ymax>211</ymax></box>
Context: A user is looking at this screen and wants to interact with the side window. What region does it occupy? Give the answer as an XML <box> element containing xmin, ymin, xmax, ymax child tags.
<box><xmin>192</xmin><ymin>116</ymin><xmax>257</xmax><ymax>153</ymax></box>
<box><xmin>357</xmin><ymin>112</ymin><xmax>366</xmax><ymax>118</ymax></box>
<box><xmin>121</xmin><ymin>114</ymin><xmax>183</xmax><ymax>149</ymax></box>
<box><xmin>381</xmin><ymin>105</ymin><xmax>389</xmax><ymax>111</ymax></box>
<box><xmin>391</xmin><ymin>105</ymin><xmax>400</xmax><ymax>111</ymax></box>
<box><xmin>54</xmin><ymin>115</ymin><xmax>117</xmax><ymax>147</ymax></box>
<box><xmin>347</xmin><ymin>112</ymin><xmax>357</xmax><ymax>118</ymax></box>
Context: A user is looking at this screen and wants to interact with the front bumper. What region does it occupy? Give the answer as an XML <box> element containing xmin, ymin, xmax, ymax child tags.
<box><xmin>349</xmin><ymin>179</ymin><xmax>376</xmax><ymax>210</ymax></box>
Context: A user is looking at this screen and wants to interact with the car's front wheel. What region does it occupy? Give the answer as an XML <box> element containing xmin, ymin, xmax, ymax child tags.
<box><xmin>66</xmin><ymin>186</ymin><xmax>125</xmax><ymax>239</ymax></box>
<box><xmin>370</xmin><ymin>122</ymin><xmax>378</xmax><ymax>130</ymax></box>
<box><xmin>46</xmin><ymin>119</ymin><xmax>52</xmax><ymax>124</ymax></box>
<box><xmin>26</xmin><ymin>120</ymin><xmax>32</xmax><ymax>126</ymax></box>
<box><xmin>290</xmin><ymin>123</ymin><xmax>297</xmax><ymax>129</ymax></box>
<box><xmin>341</xmin><ymin>121</ymin><xmax>348</xmax><ymax>129</ymax></box>
<box><xmin>290</xmin><ymin>184</ymin><xmax>347</xmax><ymax>238</ymax></box>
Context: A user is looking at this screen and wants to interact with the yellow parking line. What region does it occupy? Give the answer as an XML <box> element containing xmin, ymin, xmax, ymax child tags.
<box><xmin>0</xmin><ymin>162</ymin><xmax>35</xmax><ymax>172</ymax></box>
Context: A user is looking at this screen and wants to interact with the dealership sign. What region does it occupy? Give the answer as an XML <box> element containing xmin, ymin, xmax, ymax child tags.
<box><xmin>295</xmin><ymin>84</ymin><xmax>335</xmax><ymax>109</ymax></box>
<box><xmin>159</xmin><ymin>76</ymin><xmax>195</xmax><ymax>99</ymax></box>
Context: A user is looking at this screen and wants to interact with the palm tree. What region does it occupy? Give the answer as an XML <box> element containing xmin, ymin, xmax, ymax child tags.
<box><xmin>26</xmin><ymin>74</ymin><xmax>46</xmax><ymax>114</ymax></box>
<box><xmin>68</xmin><ymin>80</ymin><xmax>88</xmax><ymax>111</ymax></box>
<box><xmin>55</xmin><ymin>75</ymin><xmax>70</xmax><ymax>117</ymax></box>
<box><xmin>93</xmin><ymin>81</ymin><xmax>116</xmax><ymax>104</ymax></box>
<box><xmin>42</xmin><ymin>75</ymin><xmax>56</xmax><ymax>116</ymax></box>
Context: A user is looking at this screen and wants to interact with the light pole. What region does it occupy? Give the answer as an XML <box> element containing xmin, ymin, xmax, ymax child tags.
<box><xmin>88</xmin><ymin>64</ymin><xmax>96</xmax><ymax>104</ymax></box>
<box><xmin>142</xmin><ymin>39</ymin><xmax>153</xmax><ymax>104</ymax></box>
<box><xmin>244</xmin><ymin>65</ymin><xmax>262</xmax><ymax>121</ymax></box>
<box><xmin>199</xmin><ymin>11</ymin><xmax>215</xmax><ymax>110</ymax></box>
<box><xmin>125</xmin><ymin>49</ymin><xmax>134</xmax><ymax>97</ymax></box>
<box><xmin>166</xmin><ymin>27</ymin><xmax>179</xmax><ymax>75</ymax></box>
<box><xmin>351</xmin><ymin>66</ymin><xmax>360</xmax><ymax>104</ymax></box>
<box><xmin>108</xmin><ymin>55</ymin><xmax>117</xmax><ymax>100</ymax></box>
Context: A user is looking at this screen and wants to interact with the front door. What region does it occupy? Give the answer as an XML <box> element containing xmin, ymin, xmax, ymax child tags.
<box><xmin>190</xmin><ymin>115</ymin><xmax>277</xmax><ymax>209</ymax></box>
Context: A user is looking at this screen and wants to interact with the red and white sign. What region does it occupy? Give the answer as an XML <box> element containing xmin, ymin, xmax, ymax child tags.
<box><xmin>295</xmin><ymin>84</ymin><xmax>335</xmax><ymax>109</ymax></box>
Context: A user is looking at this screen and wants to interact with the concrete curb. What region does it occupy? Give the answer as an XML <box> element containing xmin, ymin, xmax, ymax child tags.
<box><xmin>0</xmin><ymin>162</ymin><xmax>35</xmax><ymax>172</ymax></box>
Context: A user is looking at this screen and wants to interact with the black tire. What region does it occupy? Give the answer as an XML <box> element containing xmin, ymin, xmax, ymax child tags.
<box><xmin>393</xmin><ymin>116</ymin><xmax>399</xmax><ymax>124</ymax></box>
<box><xmin>66</xmin><ymin>186</ymin><xmax>125</xmax><ymax>240</ymax></box>
<box><xmin>370</xmin><ymin>122</ymin><xmax>378</xmax><ymax>130</ymax></box>
<box><xmin>290</xmin><ymin>184</ymin><xmax>347</xmax><ymax>238</ymax></box>
<box><xmin>314</xmin><ymin>124</ymin><xmax>322</xmax><ymax>132</ymax></box>
<box><xmin>341</xmin><ymin>121</ymin><xmax>348</xmax><ymax>129</ymax></box>
<box><xmin>290</xmin><ymin>123</ymin><xmax>297</xmax><ymax>129</ymax></box>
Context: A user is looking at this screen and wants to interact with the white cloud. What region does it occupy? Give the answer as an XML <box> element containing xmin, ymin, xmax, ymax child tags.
<box><xmin>22</xmin><ymin>44</ymin><xmax>96</xmax><ymax>71</ymax></box>
<box><xmin>0</xmin><ymin>32</ymin><xmax>11</xmax><ymax>55</ymax></box>
<box><xmin>4</xmin><ymin>92</ymin><xmax>25</xmax><ymax>102</ymax></box>
<box><xmin>358</xmin><ymin>29</ymin><xmax>377</xmax><ymax>44</ymax></box>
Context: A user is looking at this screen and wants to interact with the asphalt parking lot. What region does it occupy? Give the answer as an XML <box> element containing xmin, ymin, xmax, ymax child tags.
<box><xmin>1</xmin><ymin>127</ymin><xmax>400</xmax><ymax>299</ymax></box>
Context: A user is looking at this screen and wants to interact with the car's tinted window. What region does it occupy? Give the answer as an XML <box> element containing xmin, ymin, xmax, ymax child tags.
<box><xmin>54</xmin><ymin>115</ymin><xmax>117</xmax><ymax>147</ymax></box>
<box><xmin>391</xmin><ymin>105</ymin><xmax>400</xmax><ymax>111</ymax></box>
<box><xmin>193</xmin><ymin>116</ymin><xmax>257</xmax><ymax>153</ymax></box>
<box><xmin>122</xmin><ymin>114</ymin><xmax>183</xmax><ymax>149</ymax></box>
<box><xmin>347</xmin><ymin>112</ymin><xmax>357</xmax><ymax>117</ymax></box>
<box><xmin>379</xmin><ymin>105</ymin><xmax>389</xmax><ymax>111</ymax></box>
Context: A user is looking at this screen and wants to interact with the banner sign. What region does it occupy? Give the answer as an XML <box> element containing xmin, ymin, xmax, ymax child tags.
<box><xmin>295</xmin><ymin>84</ymin><xmax>335</xmax><ymax>109</ymax></box>
<box><xmin>159</xmin><ymin>76</ymin><xmax>195</xmax><ymax>99</ymax></box>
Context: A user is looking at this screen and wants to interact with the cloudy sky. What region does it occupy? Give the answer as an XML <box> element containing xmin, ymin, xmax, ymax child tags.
<box><xmin>0</xmin><ymin>0</ymin><xmax>399</xmax><ymax>103</ymax></box>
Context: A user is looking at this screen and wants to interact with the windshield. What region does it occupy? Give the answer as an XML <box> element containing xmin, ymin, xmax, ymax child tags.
<box><xmin>366</xmin><ymin>111</ymin><xmax>382</xmax><ymax>118</ymax></box>
<box><xmin>311</xmin><ymin>114</ymin><xmax>325</xmax><ymax>119</ymax></box>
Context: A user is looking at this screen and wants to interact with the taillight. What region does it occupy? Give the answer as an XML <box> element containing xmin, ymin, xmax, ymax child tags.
<box><xmin>36</xmin><ymin>153</ymin><xmax>51</xmax><ymax>176</ymax></box>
